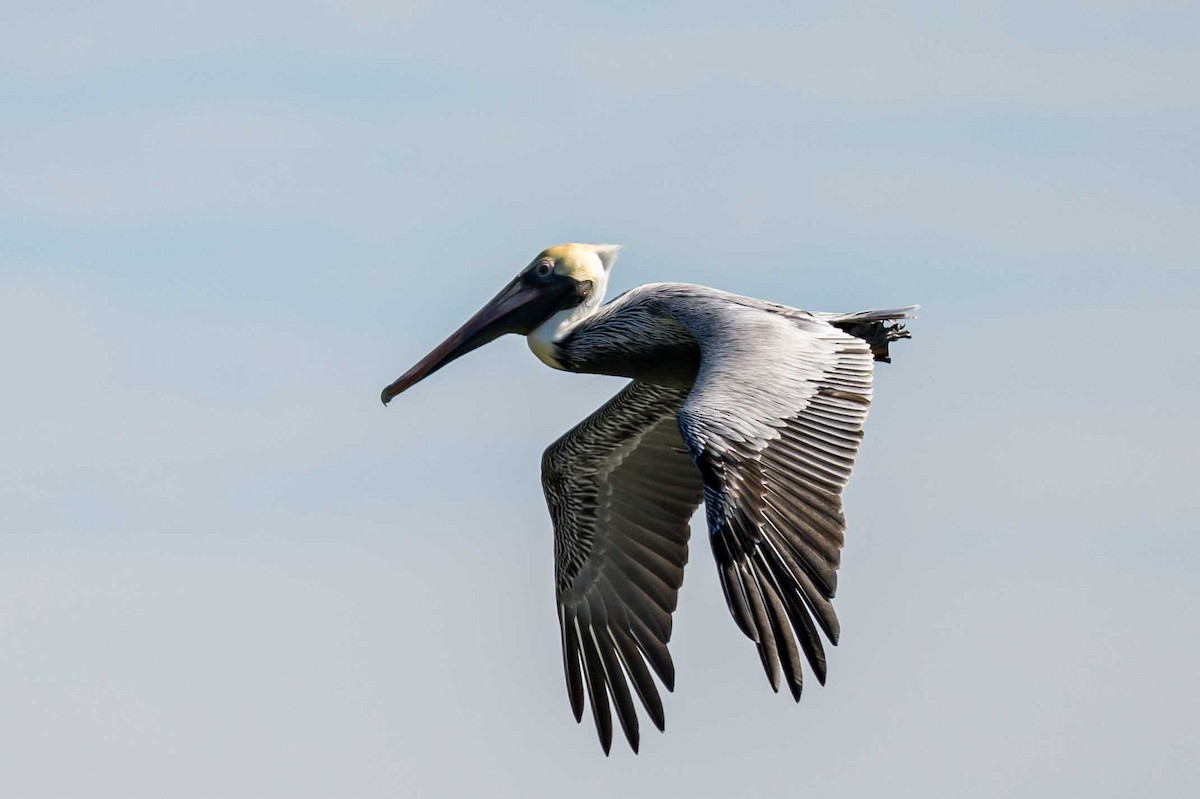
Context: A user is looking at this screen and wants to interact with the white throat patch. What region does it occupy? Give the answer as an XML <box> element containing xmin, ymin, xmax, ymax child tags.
<box><xmin>526</xmin><ymin>308</ymin><xmax>575</xmax><ymax>369</ymax></box>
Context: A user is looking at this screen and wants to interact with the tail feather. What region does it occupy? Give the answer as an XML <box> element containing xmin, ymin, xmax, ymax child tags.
<box><xmin>819</xmin><ymin>305</ymin><xmax>919</xmax><ymax>325</ymax></box>
<box><xmin>821</xmin><ymin>305</ymin><xmax>918</xmax><ymax>363</ymax></box>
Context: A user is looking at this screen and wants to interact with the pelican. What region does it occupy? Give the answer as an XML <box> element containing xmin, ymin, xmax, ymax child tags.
<box><xmin>381</xmin><ymin>243</ymin><xmax>915</xmax><ymax>754</ymax></box>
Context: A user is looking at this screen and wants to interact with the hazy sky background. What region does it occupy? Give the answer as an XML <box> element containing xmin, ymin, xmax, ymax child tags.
<box><xmin>2</xmin><ymin>2</ymin><xmax>1198</xmax><ymax>797</ymax></box>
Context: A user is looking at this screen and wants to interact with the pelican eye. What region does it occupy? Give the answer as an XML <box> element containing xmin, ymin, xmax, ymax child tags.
<box><xmin>535</xmin><ymin>260</ymin><xmax>553</xmax><ymax>278</ymax></box>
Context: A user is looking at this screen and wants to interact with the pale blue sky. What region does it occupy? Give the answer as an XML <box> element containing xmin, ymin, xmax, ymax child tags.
<box><xmin>2</xmin><ymin>2</ymin><xmax>1198</xmax><ymax>797</ymax></box>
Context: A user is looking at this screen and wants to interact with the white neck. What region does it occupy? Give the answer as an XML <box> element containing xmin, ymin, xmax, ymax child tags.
<box><xmin>526</xmin><ymin>275</ymin><xmax>609</xmax><ymax>369</ymax></box>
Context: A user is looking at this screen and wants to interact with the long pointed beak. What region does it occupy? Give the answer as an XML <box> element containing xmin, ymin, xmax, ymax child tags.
<box><xmin>380</xmin><ymin>275</ymin><xmax>565</xmax><ymax>405</ymax></box>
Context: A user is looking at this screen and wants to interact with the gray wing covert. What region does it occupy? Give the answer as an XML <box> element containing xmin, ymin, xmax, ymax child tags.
<box><xmin>673</xmin><ymin>302</ymin><xmax>876</xmax><ymax>701</ymax></box>
<box><xmin>542</xmin><ymin>380</ymin><xmax>703</xmax><ymax>754</ymax></box>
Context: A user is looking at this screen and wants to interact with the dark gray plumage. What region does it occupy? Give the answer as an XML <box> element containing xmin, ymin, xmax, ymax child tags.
<box><xmin>543</xmin><ymin>381</ymin><xmax>702</xmax><ymax>753</ymax></box>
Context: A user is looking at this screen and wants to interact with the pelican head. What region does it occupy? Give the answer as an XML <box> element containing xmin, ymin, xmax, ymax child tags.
<box><xmin>381</xmin><ymin>243</ymin><xmax>621</xmax><ymax>404</ymax></box>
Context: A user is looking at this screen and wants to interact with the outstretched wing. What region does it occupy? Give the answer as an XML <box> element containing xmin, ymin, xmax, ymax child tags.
<box><xmin>542</xmin><ymin>380</ymin><xmax>704</xmax><ymax>754</ymax></box>
<box><xmin>674</xmin><ymin>300</ymin><xmax>881</xmax><ymax>701</ymax></box>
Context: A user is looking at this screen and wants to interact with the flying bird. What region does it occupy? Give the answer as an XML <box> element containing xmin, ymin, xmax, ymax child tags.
<box><xmin>381</xmin><ymin>243</ymin><xmax>915</xmax><ymax>754</ymax></box>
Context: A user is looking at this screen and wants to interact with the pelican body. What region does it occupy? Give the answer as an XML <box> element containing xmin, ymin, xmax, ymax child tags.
<box><xmin>382</xmin><ymin>243</ymin><xmax>915</xmax><ymax>754</ymax></box>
